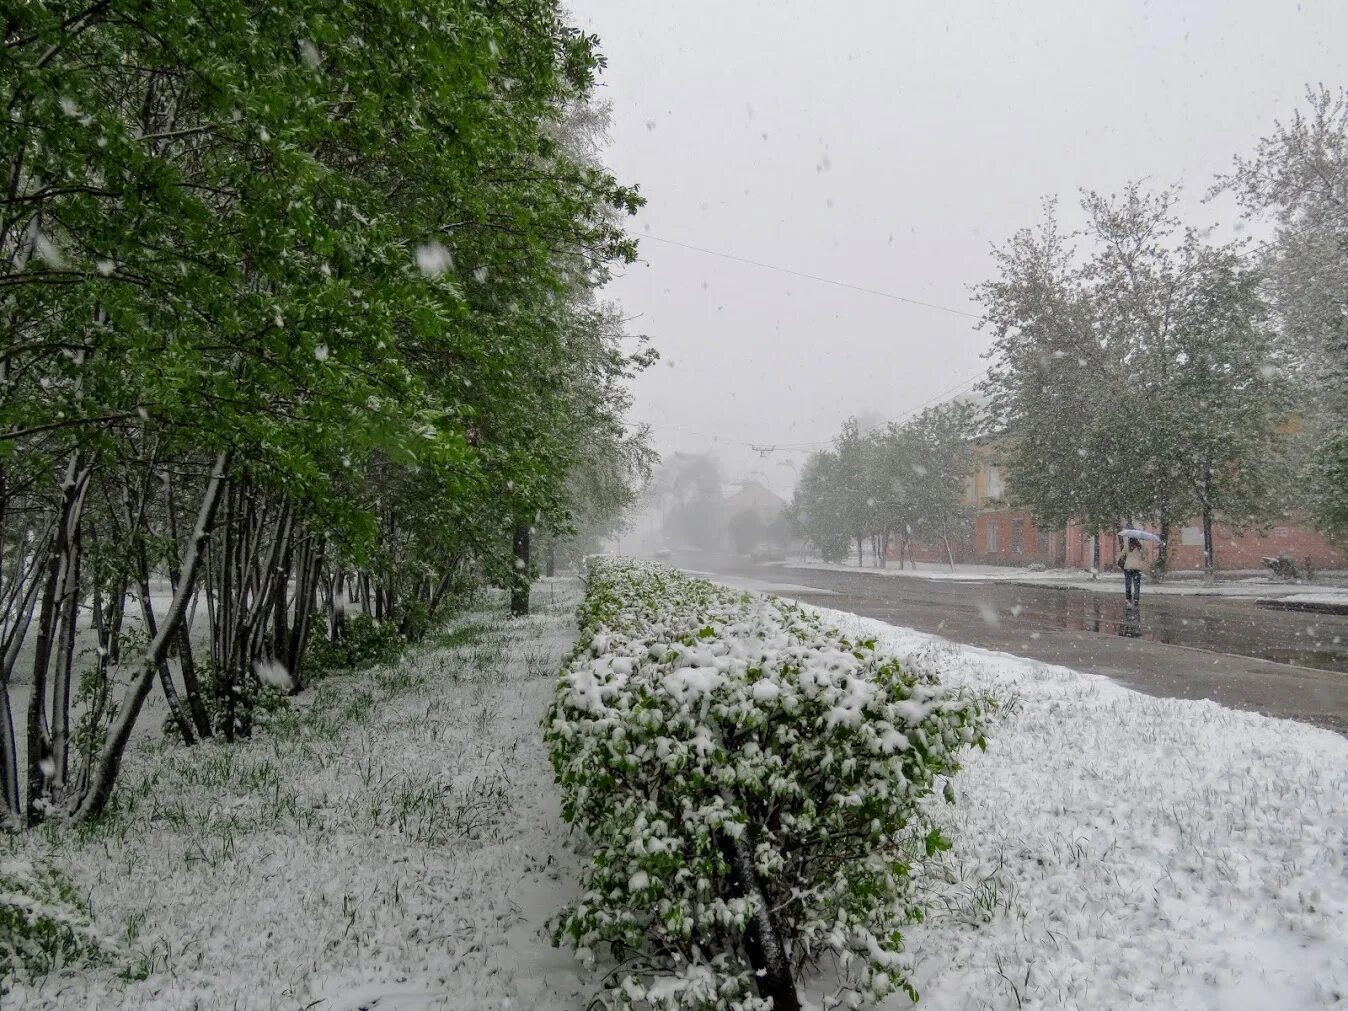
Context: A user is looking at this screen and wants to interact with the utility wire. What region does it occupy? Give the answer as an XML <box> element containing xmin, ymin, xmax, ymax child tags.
<box><xmin>642</xmin><ymin>233</ymin><xmax>984</xmax><ymax>320</ymax></box>
<box><xmin>641</xmin><ymin>366</ymin><xmax>990</xmax><ymax>453</ymax></box>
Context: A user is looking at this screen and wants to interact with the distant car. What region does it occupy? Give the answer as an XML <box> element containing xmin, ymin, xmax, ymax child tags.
<box><xmin>655</xmin><ymin>548</ymin><xmax>672</xmax><ymax>560</ymax></box>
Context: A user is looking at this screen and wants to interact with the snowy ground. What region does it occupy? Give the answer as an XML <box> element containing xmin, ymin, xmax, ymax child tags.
<box><xmin>810</xmin><ymin>605</ymin><xmax>1348</xmax><ymax>1011</ymax></box>
<box><xmin>10</xmin><ymin>580</ymin><xmax>594</xmax><ymax>1011</ymax></box>
<box><xmin>778</xmin><ymin>557</ymin><xmax>1348</xmax><ymax>599</ymax></box>
<box><xmin>1258</xmin><ymin>591</ymin><xmax>1348</xmax><ymax>613</ymax></box>
<box><xmin>11</xmin><ymin>576</ymin><xmax>1347</xmax><ymax>1010</ymax></box>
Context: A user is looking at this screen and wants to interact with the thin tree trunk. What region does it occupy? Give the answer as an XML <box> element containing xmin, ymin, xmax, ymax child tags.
<box><xmin>0</xmin><ymin>692</ymin><xmax>20</xmax><ymax>827</ymax></box>
<box><xmin>74</xmin><ymin>448</ymin><xmax>232</xmax><ymax>823</ymax></box>
<box><xmin>134</xmin><ymin>539</ymin><xmax>196</xmax><ymax>746</ymax></box>
<box><xmin>1202</xmin><ymin>506</ymin><xmax>1215</xmax><ymax>586</ymax></box>
<box><xmin>165</xmin><ymin>476</ymin><xmax>211</xmax><ymax>738</ymax></box>
<box><xmin>510</xmin><ymin>522</ymin><xmax>531</xmax><ymax>617</ymax></box>
<box><xmin>1</xmin><ymin>534</ymin><xmax>47</xmax><ymax>822</ymax></box>
<box><xmin>49</xmin><ymin>517</ymin><xmax>83</xmax><ymax>787</ymax></box>
<box><xmin>24</xmin><ymin>458</ymin><xmax>87</xmax><ymax>824</ymax></box>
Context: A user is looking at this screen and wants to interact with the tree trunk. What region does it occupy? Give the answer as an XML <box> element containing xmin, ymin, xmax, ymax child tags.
<box><xmin>164</xmin><ymin>477</ymin><xmax>212</xmax><ymax>739</ymax></box>
<box><xmin>134</xmin><ymin>540</ymin><xmax>196</xmax><ymax>746</ymax></box>
<box><xmin>1202</xmin><ymin>507</ymin><xmax>1215</xmax><ymax>586</ymax></box>
<box><xmin>855</xmin><ymin>535</ymin><xmax>863</xmax><ymax>568</ymax></box>
<box><xmin>545</xmin><ymin>542</ymin><xmax>556</xmax><ymax>578</ymax></box>
<box><xmin>510</xmin><ymin>522</ymin><xmax>531</xmax><ymax>618</ymax></box>
<box><xmin>74</xmin><ymin>449</ymin><xmax>232</xmax><ymax>824</ymax></box>
<box><xmin>1155</xmin><ymin>520</ymin><xmax>1171</xmax><ymax>581</ymax></box>
<box><xmin>50</xmin><ymin>519</ymin><xmax>84</xmax><ymax>787</ymax></box>
<box><xmin>719</xmin><ymin>823</ymin><xmax>801</xmax><ymax>1011</ymax></box>
<box><xmin>25</xmin><ymin>458</ymin><xmax>88</xmax><ymax>824</ymax></box>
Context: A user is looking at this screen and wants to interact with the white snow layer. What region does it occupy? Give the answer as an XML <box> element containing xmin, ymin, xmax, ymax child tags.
<box><xmin>809</xmin><ymin>605</ymin><xmax>1348</xmax><ymax>1011</ymax></box>
<box><xmin>12</xmin><ymin>583</ymin><xmax>594</xmax><ymax>1010</ymax></box>
<box><xmin>11</xmin><ymin>580</ymin><xmax>1347</xmax><ymax>1010</ymax></box>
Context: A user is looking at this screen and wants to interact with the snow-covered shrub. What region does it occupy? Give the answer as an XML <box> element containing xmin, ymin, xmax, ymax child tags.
<box><xmin>0</xmin><ymin>858</ymin><xmax>118</xmax><ymax>992</ymax></box>
<box><xmin>545</xmin><ymin>558</ymin><xmax>986</xmax><ymax>1009</ymax></box>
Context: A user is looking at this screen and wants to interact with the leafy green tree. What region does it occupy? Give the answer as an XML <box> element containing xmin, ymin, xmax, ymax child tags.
<box><xmin>0</xmin><ymin>0</ymin><xmax>648</xmax><ymax>825</ymax></box>
<box><xmin>1221</xmin><ymin>86</ymin><xmax>1348</xmax><ymax>543</ymax></box>
<box><xmin>979</xmin><ymin>186</ymin><xmax>1292</xmax><ymax>578</ymax></box>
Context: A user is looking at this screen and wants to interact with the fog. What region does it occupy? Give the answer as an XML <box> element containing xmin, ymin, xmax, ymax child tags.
<box><xmin>570</xmin><ymin>0</ymin><xmax>1347</xmax><ymax>498</ymax></box>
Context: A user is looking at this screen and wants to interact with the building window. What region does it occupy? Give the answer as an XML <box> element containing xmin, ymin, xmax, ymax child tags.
<box><xmin>986</xmin><ymin>521</ymin><xmax>999</xmax><ymax>553</ymax></box>
<box><xmin>1181</xmin><ymin>526</ymin><xmax>1203</xmax><ymax>546</ymax></box>
<box><xmin>984</xmin><ymin>464</ymin><xmax>1004</xmax><ymax>499</ymax></box>
<box><xmin>1011</xmin><ymin>519</ymin><xmax>1025</xmax><ymax>554</ymax></box>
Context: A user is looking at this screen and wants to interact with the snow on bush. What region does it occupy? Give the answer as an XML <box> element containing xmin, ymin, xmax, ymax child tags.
<box><xmin>545</xmin><ymin>558</ymin><xmax>987</xmax><ymax>1010</ymax></box>
<box><xmin>0</xmin><ymin>858</ymin><xmax>120</xmax><ymax>993</ymax></box>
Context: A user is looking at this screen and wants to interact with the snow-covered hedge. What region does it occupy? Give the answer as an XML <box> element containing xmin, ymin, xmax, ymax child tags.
<box><xmin>1</xmin><ymin>858</ymin><xmax>120</xmax><ymax>993</ymax></box>
<box><xmin>545</xmin><ymin>558</ymin><xmax>986</xmax><ymax>1010</ymax></box>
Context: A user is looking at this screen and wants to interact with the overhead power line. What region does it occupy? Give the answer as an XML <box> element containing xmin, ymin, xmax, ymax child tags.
<box><xmin>641</xmin><ymin>233</ymin><xmax>983</xmax><ymax>320</ymax></box>
<box><xmin>642</xmin><ymin>366</ymin><xmax>990</xmax><ymax>454</ymax></box>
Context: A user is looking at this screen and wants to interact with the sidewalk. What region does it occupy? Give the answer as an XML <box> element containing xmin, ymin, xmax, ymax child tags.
<box><xmin>773</xmin><ymin>557</ymin><xmax>1348</xmax><ymax>600</ymax></box>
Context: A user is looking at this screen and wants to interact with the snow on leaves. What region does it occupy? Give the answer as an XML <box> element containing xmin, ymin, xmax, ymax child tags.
<box><xmin>545</xmin><ymin>558</ymin><xmax>986</xmax><ymax>1010</ymax></box>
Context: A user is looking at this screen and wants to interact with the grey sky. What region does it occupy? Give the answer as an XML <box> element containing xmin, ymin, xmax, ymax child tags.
<box><xmin>570</xmin><ymin>0</ymin><xmax>1347</xmax><ymax>498</ymax></box>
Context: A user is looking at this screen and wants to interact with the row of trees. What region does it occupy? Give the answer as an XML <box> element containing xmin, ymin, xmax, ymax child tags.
<box><xmin>789</xmin><ymin>402</ymin><xmax>978</xmax><ymax>567</ymax></box>
<box><xmin>0</xmin><ymin>2</ymin><xmax>651</xmax><ymax>828</ymax></box>
<box><xmin>978</xmin><ymin>87</ymin><xmax>1348</xmax><ymax>576</ymax></box>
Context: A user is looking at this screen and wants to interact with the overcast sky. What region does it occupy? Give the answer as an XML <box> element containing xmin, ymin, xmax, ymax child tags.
<box><xmin>568</xmin><ymin>0</ymin><xmax>1347</xmax><ymax>498</ymax></box>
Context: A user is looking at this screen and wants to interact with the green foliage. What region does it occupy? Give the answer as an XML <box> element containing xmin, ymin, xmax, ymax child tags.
<box><xmin>546</xmin><ymin>558</ymin><xmax>986</xmax><ymax>1009</ymax></box>
<box><xmin>977</xmin><ymin>186</ymin><xmax>1296</xmax><ymax>563</ymax></box>
<box><xmin>0</xmin><ymin>859</ymin><xmax>119</xmax><ymax>993</ymax></box>
<box><xmin>0</xmin><ymin>0</ymin><xmax>652</xmax><ymax>823</ymax></box>
<box><xmin>790</xmin><ymin>404</ymin><xmax>977</xmax><ymax>564</ymax></box>
<box><xmin>1223</xmin><ymin>86</ymin><xmax>1348</xmax><ymax>545</ymax></box>
<box><xmin>306</xmin><ymin>615</ymin><xmax>405</xmax><ymax>676</ymax></box>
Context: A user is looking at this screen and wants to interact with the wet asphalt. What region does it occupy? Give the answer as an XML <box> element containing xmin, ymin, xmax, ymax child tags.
<box><xmin>706</xmin><ymin>563</ymin><xmax>1348</xmax><ymax>736</ymax></box>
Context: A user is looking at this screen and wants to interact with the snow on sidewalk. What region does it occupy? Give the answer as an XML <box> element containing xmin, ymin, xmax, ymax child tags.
<box><xmin>811</xmin><ymin>604</ymin><xmax>1348</xmax><ymax>1011</ymax></box>
<box><xmin>781</xmin><ymin>558</ymin><xmax>1347</xmax><ymax>599</ymax></box>
<box><xmin>12</xmin><ymin>582</ymin><xmax>590</xmax><ymax>1011</ymax></box>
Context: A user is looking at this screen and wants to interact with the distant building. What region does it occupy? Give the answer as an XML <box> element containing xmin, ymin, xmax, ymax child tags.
<box><xmin>724</xmin><ymin>480</ymin><xmax>788</xmax><ymax>556</ymax></box>
<box><xmin>896</xmin><ymin>436</ymin><xmax>1347</xmax><ymax>573</ymax></box>
<box><xmin>724</xmin><ymin>480</ymin><xmax>787</xmax><ymax>524</ymax></box>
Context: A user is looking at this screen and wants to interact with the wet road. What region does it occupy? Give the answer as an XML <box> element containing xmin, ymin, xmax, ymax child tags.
<box><xmin>709</xmin><ymin>563</ymin><xmax>1348</xmax><ymax>736</ymax></box>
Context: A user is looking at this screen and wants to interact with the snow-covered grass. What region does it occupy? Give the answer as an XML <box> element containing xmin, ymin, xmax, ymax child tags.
<box><xmin>5</xmin><ymin>581</ymin><xmax>591</xmax><ymax>1010</ymax></box>
<box><xmin>8</xmin><ymin>570</ymin><xmax>1345</xmax><ymax>1010</ymax></box>
<box><xmin>807</xmin><ymin>606</ymin><xmax>1348</xmax><ymax>1011</ymax></box>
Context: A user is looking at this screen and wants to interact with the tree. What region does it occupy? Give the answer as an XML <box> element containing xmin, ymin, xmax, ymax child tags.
<box><xmin>1221</xmin><ymin>86</ymin><xmax>1348</xmax><ymax>543</ymax></box>
<box><xmin>904</xmin><ymin>402</ymin><xmax>979</xmax><ymax>568</ymax></box>
<box><xmin>726</xmin><ymin>509</ymin><xmax>765</xmax><ymax>556</ymax></box>
<box><xmin>787</xmin><ymin>450</ymin><xmax>851</xmax><ymax>563</ymax></box>
<box><xmin>0</xmin><ymin>0</ymin><xmax>648</xmax><ymax>826</ymax></box>
<box><xmin>979</xmin><ymin>186</ymin><xmax>1293</xmax><ymax>579</ymax></box>
<box><xmin>649</xmin><ymin>453</ymin><xmax>724</xmax><ymax>553</ymax></box>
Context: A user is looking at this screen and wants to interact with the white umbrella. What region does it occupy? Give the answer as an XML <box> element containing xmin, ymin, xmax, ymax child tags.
<box><xmin>1118</xmin><ymin>528</ymin><xmax>1164</xmax><ymax>544</ymax></box>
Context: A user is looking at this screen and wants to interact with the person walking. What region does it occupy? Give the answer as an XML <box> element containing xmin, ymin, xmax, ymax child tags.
<box><xmin>1118</xmin><ymin>537</ymin><xmax>1145</xmax><ymax>605</ymax></box>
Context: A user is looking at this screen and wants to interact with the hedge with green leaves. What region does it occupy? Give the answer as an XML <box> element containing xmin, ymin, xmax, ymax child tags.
<box><xmin>1</xmin><ymin>858</ymin><xmax>119</xmax><ymax>993</ymax></box>
<box><xmin>545</xmin><ymin>558</ymin><xmax>986</xmax><ymax>1010</ymax></box>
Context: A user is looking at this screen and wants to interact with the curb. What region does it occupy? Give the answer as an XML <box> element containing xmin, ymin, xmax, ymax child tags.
<box><xmin>1256</xmin><ymin>598</ymin><xmax>1348</xmax><ymax>616</ymax></box>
